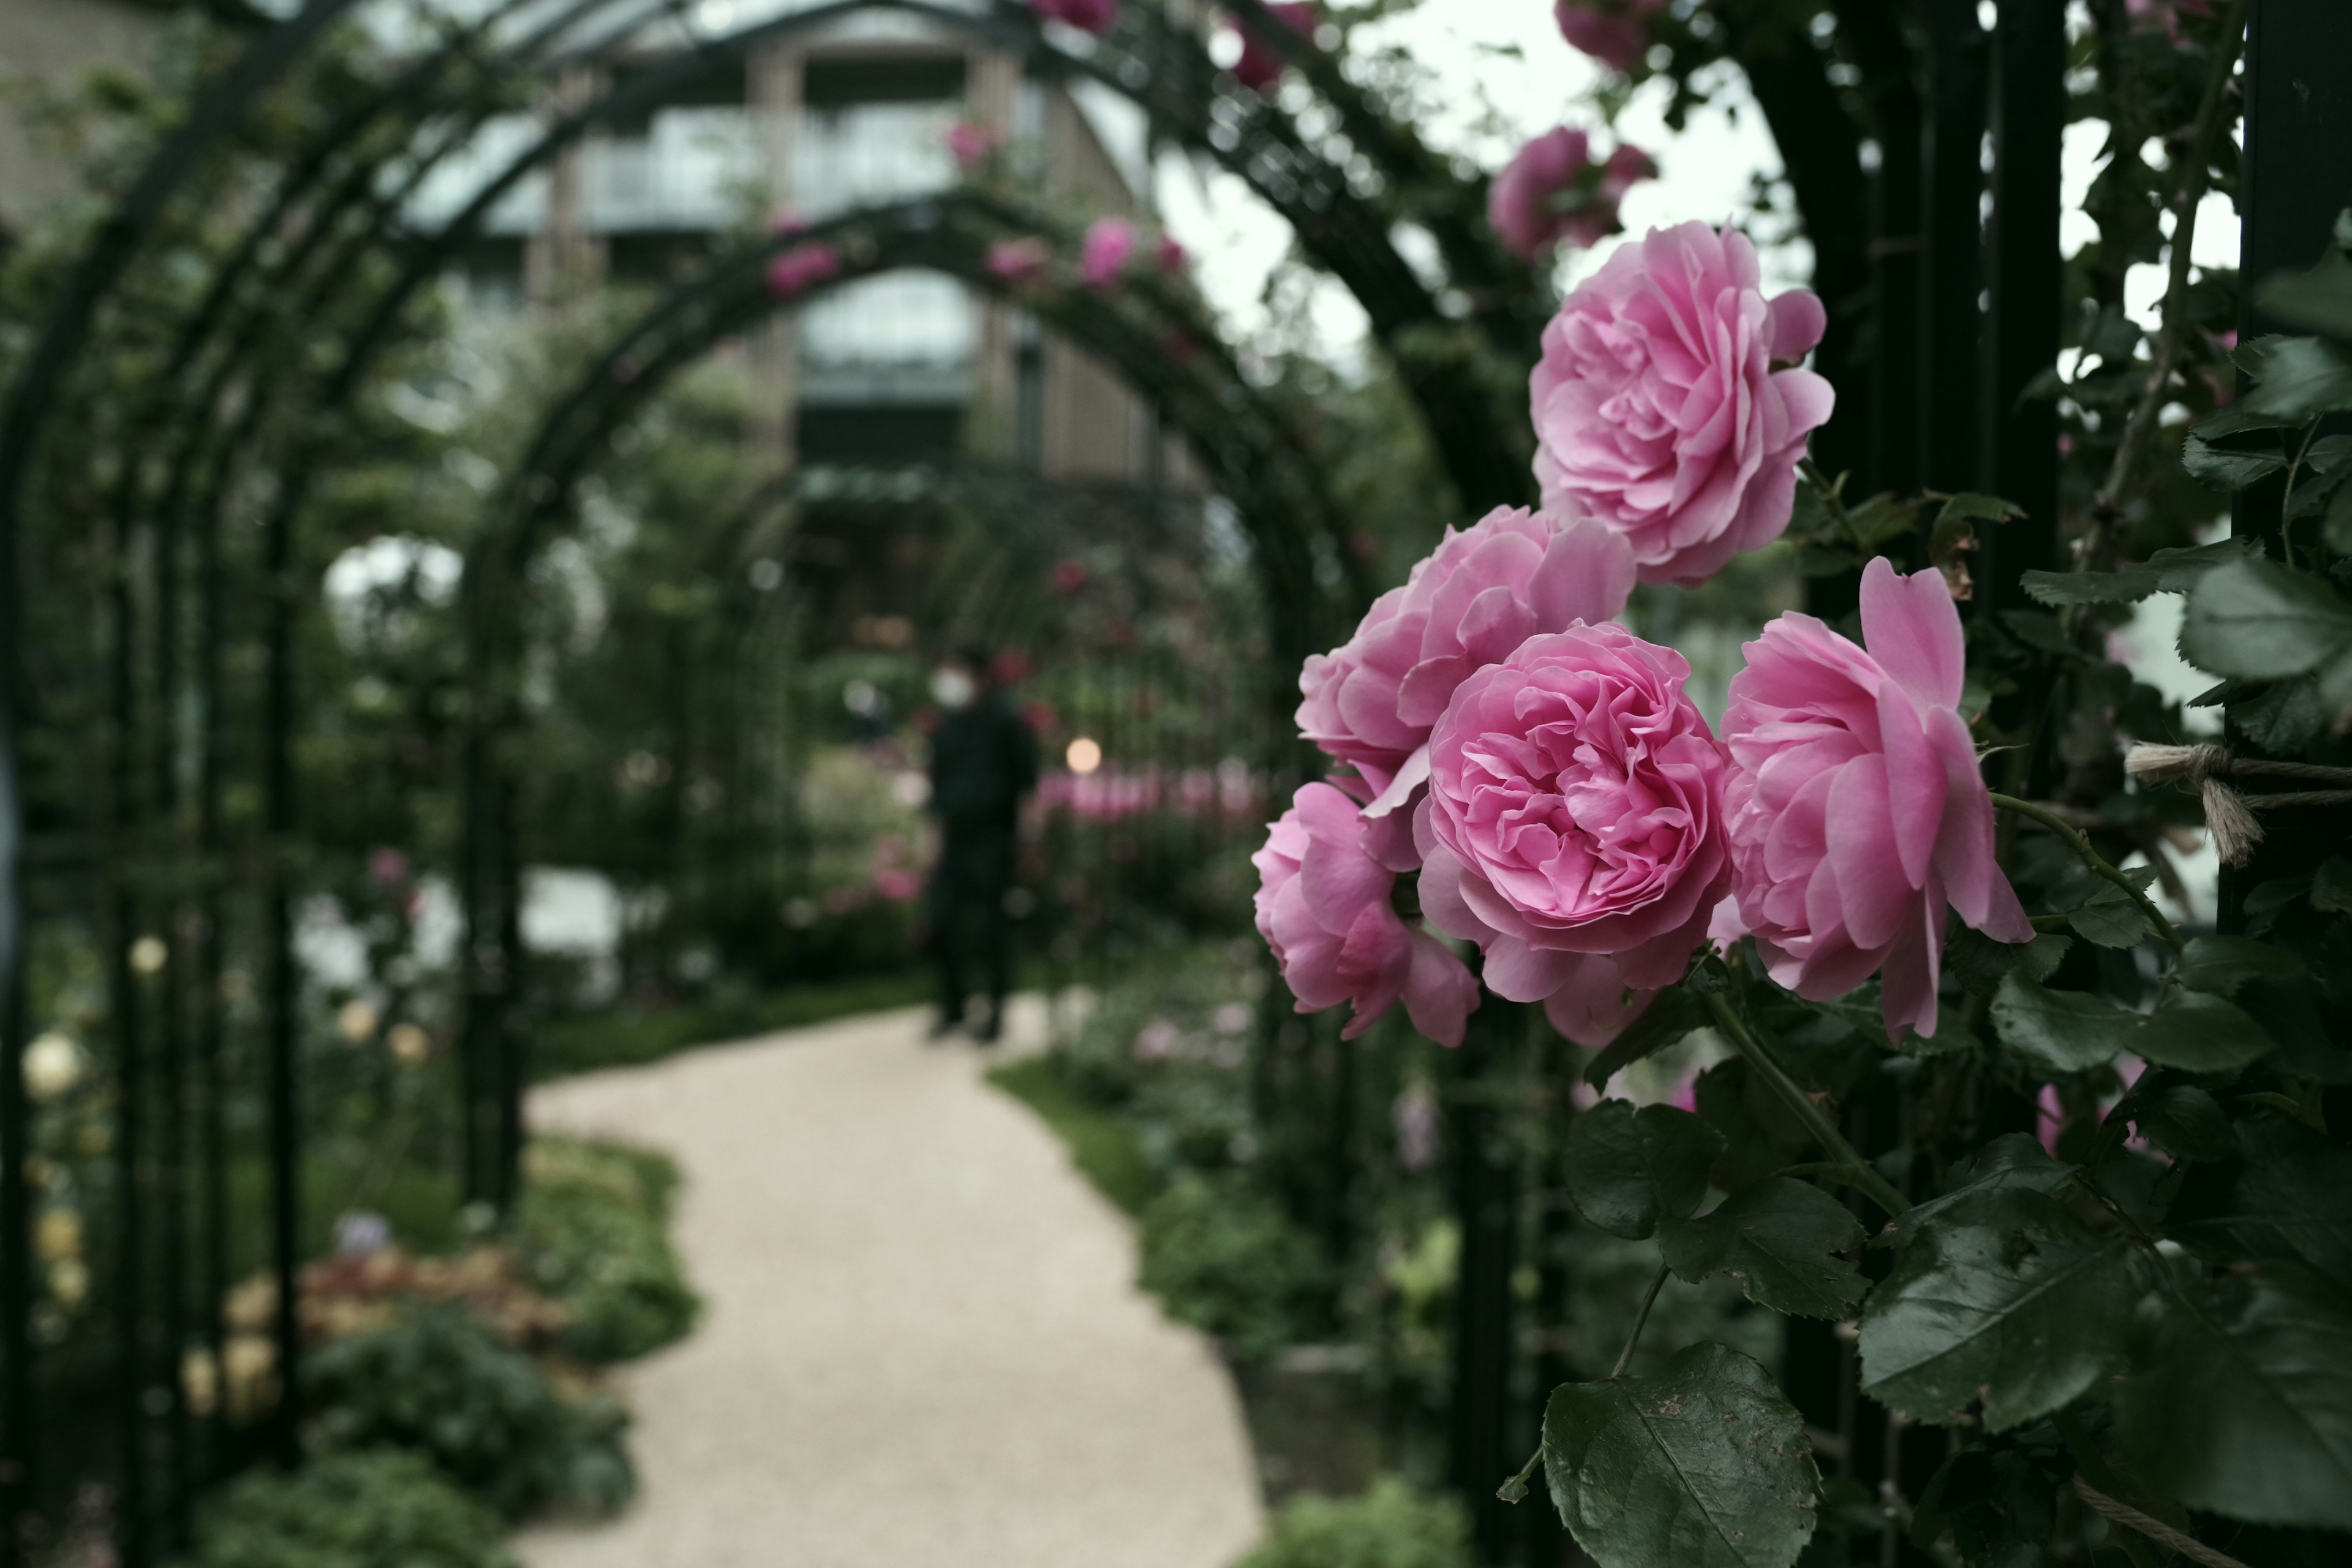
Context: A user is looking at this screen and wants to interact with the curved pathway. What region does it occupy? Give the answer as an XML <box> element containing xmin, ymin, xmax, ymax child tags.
<box><xmin>513</xmin><ymin>1000</ymin><xmax>1264</xmax><ymax>1568</ymax></box>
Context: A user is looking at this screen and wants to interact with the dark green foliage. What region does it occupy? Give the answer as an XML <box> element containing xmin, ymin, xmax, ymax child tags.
<box><xmin>1231</xmin><ymin>1477</ymin><xmax>1473</xmax><ymax>1568</ymax></box>
<box><xmin>178</xmin><ymin>1449</ymin><xmax>514</xmax><ymax>1568</ymax></box>
<box><xmin>306</xmin><ymin>1308</ymin><xmax>634</xmax><ymax>1520</ymax></box>
<box><xmin>514</xmin><ymin>1137</ymin><xmax>700</xmax><ymax>1363</ymax></box>
<box><xmin>2168</xmin><ymin>1117</ymin><xmax>2352</xmax><ymax>1290</ymax></box>
<box><xmin>1137</xmin><ymin>1175</ymin><xmax>1332</xmax><ymax>1361</ymax></box>
<box><xmin>1659</xmin><ymin>1178</ymin><xmax>1866</xmax><ymax>1320</ymax></box>
<box><xmin>2116</xmin><ymin>1265</ymin><xmax>2352</xmax><ymax>1530</ymax></box>
<box><xmin>1561</xmin><ymin>1099</ymin><xmax>1722</xmax><ymax>1240</ymax></box>
<box><xmin>1541</xmin><ymin>1343</ymin><xmax>1819</xmax><ymax>1568</ymax></box>
<box><xmin>1859</xmin><ymin>1186</ymin><xmax>2155</xmax><ymax>1432</ymax></box>
<box><xmin>533</xmin><ymin>971</ymin><xmax>930</xmax><ymax>1080</ymax></box>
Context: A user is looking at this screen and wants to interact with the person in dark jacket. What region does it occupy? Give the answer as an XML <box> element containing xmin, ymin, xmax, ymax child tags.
<box><xmin>924</xmin><ymin>644</ymin><xmax>1039</xmax><ymax>1042</ymax></box>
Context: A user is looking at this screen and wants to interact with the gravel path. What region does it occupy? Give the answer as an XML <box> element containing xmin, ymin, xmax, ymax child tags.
<box><xmin>513</xmin><ymin>1000</ymin><xmax>1265</xmax><ymax>1568</ymax></box>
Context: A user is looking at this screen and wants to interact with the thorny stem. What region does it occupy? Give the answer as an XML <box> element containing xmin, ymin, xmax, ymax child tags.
<box><xmin>2094</xmin><ymin>0</ymin><xmax>2248</xmax><ymax>522</ymax></box>
<box><xmin>1610</xmin><ymin>1263</ymin><xmax>1673</xmax><ymax>1380</ymax></box>
<box><xmin>1700</xmin><ymin>993</ymin><xmax>1914</xmax><ymax>1219</ymax></box>
<box><xmin>1989</xmin><ymin>794</ymin><xmax>2187</xmax><ymax>953</ymax></box>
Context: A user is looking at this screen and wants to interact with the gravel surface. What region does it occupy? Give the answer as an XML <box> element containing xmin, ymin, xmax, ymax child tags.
<box><xmin>514</xmin><ymin>998</ymin><xmax>1264</xmax><ymax>1568</ymax></box>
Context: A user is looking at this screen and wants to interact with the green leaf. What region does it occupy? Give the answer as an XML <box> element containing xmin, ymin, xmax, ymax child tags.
<box><xmin>2182</xmin><ymin>559</ymin><xmax>2352</xmax><ymax>680</ymax></box>
<box><xmin>2176</xmin><ymin>935</ymin><xmax>2306</xmax><ymax>996</ymax></box>
<box><xmin>1582</xmin><ymin>989</ymin><xmax>1704</xmax><ymax>1088</ymax></box>
<box><xmin>1990</xmin><ymin>973</ymin><xmax>2134</xmax><ymax>1073</ymax></box>
<box><xmin>2243</xmin><ymin>337</ymin><xmax>2352</xmax><ymax>418</ymax></box>
<box><xmin>2313</xmin><ymin>856</ymin><xmax>2352</xmax><ymax>914</ymax></box>
<box><xmin>1858</xmin><ymin>1188</ymin><xmax>2156</xmax><ymax>1432</ymax></box>
<box><xmin>2326</xmin><ymin>477</ymin><xmax>2352</xmax><ymax>556</ymax></box>
<box><xmin>2121</xmin><ymin>1084</ymin><xmax>2234</xmax><ymax>1163</ymax></box>
<box><xmin>2115</xmin><ymin>1265</ymin><xmax>2352</xmax><ymax>1530</ymax></box>
<box><xmin>2169</xmin><ymin>1117</ymin><xmax>2352</xmax><ymax>1290</ymax></box>
<box><xmin>1543</xmin><ymin>1342</ymin><xmax>1822</xmax><ymax>1568</ymax></box>
<box><xmin>2131</xmin><ymin>989</ymin><xmax>2276</xmax><ymax>1074</ymax></box>
<box><xmin>2063</xmin><ymin>886</ymin><xmax>2150</xmax><ymax>949</ymax></box>
<box><xmin>1660</xmin><ymin>1178</ymin><xmax>1868</xmax><ymax>1319</ymax></box>
<box><xmin>2148</xmin><ymin>537</ymin><xmax>2260</xmax><ymax>592</ymax></box>
<box><xmin>2260</xmin><ymin>247</ymin><xmax>2352</xmax><ymax>341</ymax></box>
<box><xmin>1562</xmin><ymin>1099</ymin><xmax>1724</xmax><ymax>1240</ymax></box>
<box><xmin>1882</xmin><ymin>1135</ymin><xmax>2076</xmax><ymax>1248</ymax></box>
<box><xmin>1935</xmin><ymin>492</ymin><xmax>2025</xmax><ymax>527</ymax></box>
<box><xmin>2182</xmin><ymin>428</ymin><xmax>2289</xmax><ymax>491</ymax></box>
<box><xmin>2019</xmin><ymin>567</ymin><xmax>2157</xmax><ymax>607</ymax></box>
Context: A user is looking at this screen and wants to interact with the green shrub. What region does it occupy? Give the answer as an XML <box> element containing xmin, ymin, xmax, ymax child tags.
<box><xmin>178</xmin><ymin>1449</ymin><xmax>514</xmax><ymax>1568</ymax></box>
<box><xmin>513</xmin><ymin>1137</ymin><xmax>700</xmax><ymax>1363</ymax></box>
<box><xmin>1138</xmin><ymin>1174</ymin><xmax>1332</xmax><ymax>1360</ymax></box>
<box><xmin>1231</xmin><ymin>1478</ymin><xmax>1473</xmax><ymax>1568</ymax></box>
<box><xmin>305</xmin><ymin>1306</ymin><xmax>633</xmax><ymax>1520</ymax></box>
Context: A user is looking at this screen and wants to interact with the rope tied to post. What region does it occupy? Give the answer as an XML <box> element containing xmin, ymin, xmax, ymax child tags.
<box><xmin>2124</xmin><ymin>743</ymin><xmax>2352</xmax><ymax>867</ymax></box>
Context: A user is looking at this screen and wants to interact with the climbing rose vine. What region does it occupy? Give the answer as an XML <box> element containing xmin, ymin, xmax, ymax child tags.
<box><xmin>1254</xmin><ymin>183</ymin><xmax>2352</xmax><ymax>1568</ymax></box>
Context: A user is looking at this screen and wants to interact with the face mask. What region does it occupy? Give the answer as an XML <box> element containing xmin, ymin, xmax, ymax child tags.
<box><xmin>930</xmin><ymin>668</ymin><xmax>976</xmax><ymax>709</ymax></box>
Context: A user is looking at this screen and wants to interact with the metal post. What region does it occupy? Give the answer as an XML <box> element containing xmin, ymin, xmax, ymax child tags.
<box><xmin>2223</xmin><ymin>0</ymin><xmax>2352</xmax><ymax>930</ymax></box>
<box><xmin>1918</xmin><ymin>0</ymin><xmax>1987</xmax><ymax>497</ymax></box>
<box><xmin>262</xmin><ymin>494</ymin><xmax>301</xmax><ymax>1473</ymax></box>
<box><xmin>1449</xmin><ymin>997</ymin><xmax>1519</xmax><ymax>1566</ymax></box>
<box><xmin>1981</xmin><ymin>0</ymin><xmax>2067</xmax><ymax>598</ymax></box>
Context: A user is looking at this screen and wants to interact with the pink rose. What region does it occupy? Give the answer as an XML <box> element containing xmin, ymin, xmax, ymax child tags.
<box><xmin>1253</xmin><ymin>782</ymin><xmax>1480</xmax><ymax>1046</ymax></box>
<box><xmin>947</xmin><ymin>122</ymin><xmax>1000</xmax><ymax>170</ymax></box>
<box><xmin>1554</xmin><ymin>0</ymin><xmax>1665</xmax><ymax>74</ymax></box>
<box><xmin>1531</xmin><ymin>221</ymin><xmax>1833</xmax><ymax>587</ymax></box>
<box><xmin>1156</xmin><ymin>232</ymin><xmax>1189</xmax><ymax>273</ymax></box>
<box><xmin>1295</xmin><ymin>507</ymin><xmax>1635</xmax><ymax>799</ymax></box>
<box><xmin>1227</xmin><ymin>2</ymin><xmax>1317</xmax><ymax>92</ymax></box>
<box><xmin>1030</xmin><ymin>0</ymin><xmax>1116</xmax><ymax>34</ymax></box>
<box><xmin>1080</xmin><ymin>217</ymin><xmax>1135</xmax><ymax>288</ymax></box>
<box><xmin>1719</xmin><ymin>558</ymin><xmax>2033</xmax><ymax>1040</ymax></box>
<box><xmin>987</xmin><ymin>237</ymin><xmax>1052</xmax><ymax>283</ymax></box>
<box><xmin>1488</xmin><ymin>129</ymin><xmax>1655</xmax><ymax>260</ymax></box>
<box><xmin>766</xmin><ymin>241</ymin><xmax>840</xmax><ymax>298</ymax></box>
<box><xmin>1415</xmin><ymin>624</ymin><xmax>1732</xmax><ymax>1046</ymax></box>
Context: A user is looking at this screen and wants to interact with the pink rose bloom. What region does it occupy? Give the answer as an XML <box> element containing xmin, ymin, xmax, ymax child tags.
<box><xmin>1228</xmin><ymin>2</ymin><xmax>1317</xmax><ymax>92</ymax></box>
<box><xmin>987</xmin><ymin>237</ymin><xmax>1052</xmax><ymax>283</ymax></box>
<box><xmin>1080</xmin><ymin>217</ymin><xmax>1134</xmax><ymax>288</ymax></box>
<box><xmin>947</xmin><ymin>121</ymin><xmax>1000</xmax><ymax>170</ymax></box>
<box><xmin>1156</xmin><ymin>232</ymin><xmax>1189</xmax><ymax>273</ymax></box>
<box><xmin>1488</xmin><ymin>129</ymin><xmax>1656</xmax><ymax>260</ymax></box>
<box><xmin>1531</xmin><ymin>221</ymin><xmax>1834</xmax><ymax>586</ymax></box>
<box><xmin>1554</xmin><ymin>0</ymin><xmax>1665</xmax><ymax>74</ymax></box>
<box><xmin>1030</xmin><ymin>0</ymin><xmax>1116</xmax><ymax>33</ymax></box>
<box><xmin>1416</xmin><ymin>625</ymin><xmax>1731</xmax><ymax>1046</ymax></box>
<box><xmin>766</xmin><ymin>241</ymin><xmax>840</xmax><ymax>298</ymax></box>
<box><xmin>1719</xmin><ymin>558</ymin><xmax>2034</xmax><ymax>1040</ymax></box>
<box><xmin>1295</xmin><ymin>507</ymin><xmax>1636</xmax><ymax>800</ymax></box>
<box><xmin>1253</xmin><ymin>782</ymin><xmax>1480</xmax><ymax>1046</ymax></box>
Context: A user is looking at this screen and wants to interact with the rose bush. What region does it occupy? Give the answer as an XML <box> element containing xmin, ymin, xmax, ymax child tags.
<box><xmin>1487</xmin><ymin>129</ymin><xmax>1653</xmax><ymax>260</ymax></box>
<box><xmin>1530</xmin><ymin>222</ymin><xmax>1832</xmax><ymax>586</ymax></box>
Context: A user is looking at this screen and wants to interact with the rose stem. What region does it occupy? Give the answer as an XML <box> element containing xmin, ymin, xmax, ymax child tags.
<box><xmin>1700</xmin><ymin>993</ymin><xmax>1913</xmax><ymax>1219</ymax></box>
<box><xmin>1988</xmin><ymin>793</ymin><xmax>2185</xmax><ymax>953</ymax></box>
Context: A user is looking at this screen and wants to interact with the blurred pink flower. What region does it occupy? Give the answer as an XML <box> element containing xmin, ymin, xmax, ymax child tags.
<box><xmin>1080</xmin><ymin>217</ymin><xmax>1135</xmax><ymax>288</ymax></box>
<box><xmin>1134</xmin><ymin>1019</ymin><xmax>1180</xmax><ymax>1060</ymax></box>
<box><xmin>1553</xmin><ymin>0</ymin><xmax>1665</xmax><ymax>74</ymax></box>
<box><xmin>1228</xmin><ymin>2</ymin><xmax>1317</xmax><ymax>92</ymax></box>
<box><xmin>767</xmin><ymin>209</ymin><xmax>809</xmax><ymax>236</ymax></box>
<box><xmin>1254</xmin><ymin>782</ymin><xmax>1479</xmax><ymax>1046</ymax></box>
<box><xmin>947</xmin><ymin>121</ymin><xmax>1001</xmax><ymax>170</ymax></box>
<box><xmin>767</xmin><ymin>241</ymin><xmax>841</xmax><ymax>298</ymax></box>
<box><xmin>1030</xmin><ymin>0</ymin><xmax>1117</xmax><ymax>33</ymax></box>
<box><xmin>1531</xmin><ymin>221</ymin><xmax>1833</xmax><ymax>586</ymax></box>
<box><xmin>1213</xmin><ymin>1001</ymin><xmax>1253</xmax><ymax>1035</ymax></box>
<box><xmin>1488</xmin><ymin>129</ymin><xmax>1654</xmax><ymax>260</ymax></box>
<box><xmin>1156</xmin><ymin>232</ymin><xmax>1189</xmax><ymax>273</ymax></box>
<box><xmin>1392</xmin><ymin>1083</ymin><xmax>1440</xmax><ymax>1170</ymax></box>
<box><xmin>1719</xmin><ymin>559</ymin><xmax>2034</xmax><ymax>1041</ymax></box>
<box><xmin>1417</xmin><ymin>624</ymin><xmax>1730</xmax><ymax>1047</ymax></box>
<box><xmin>1295</xmin><ymin>507</ymin><xmax>1635</xmax><ymax>801</ymax></box>
<box><xmin>367</xmin><ymin>847</ymin><xmax>410</xmax><ymax>887</ymax></box>
<box><xmin>986</xmin><ymin>237</ymin><xmax>1052</xmax><ymax>284</ymax></box>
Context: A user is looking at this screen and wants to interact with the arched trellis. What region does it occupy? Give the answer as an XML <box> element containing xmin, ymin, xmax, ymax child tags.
<box><xmin>444</xmin><ymin>191</ymin><xmax>1365</xmax><ymax>1214</ymax></box>
<box><xmin>0</xmin><ymin>2</ymin><xmax>1559</xmax><ymax>1554</ymax></box>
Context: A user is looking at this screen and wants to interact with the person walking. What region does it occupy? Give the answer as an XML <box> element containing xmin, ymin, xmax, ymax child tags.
<box><xmin>924</xmin><ymin>644</ymin><xmax>1039</xmax><ymax>1042</ymax></box>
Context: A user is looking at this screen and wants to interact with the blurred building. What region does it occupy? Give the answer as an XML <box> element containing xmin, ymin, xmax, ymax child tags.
<box><xmin>432</xmin><ymin>6</ymin><xmax>1176</xmax><ymax>486</ymax></box>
